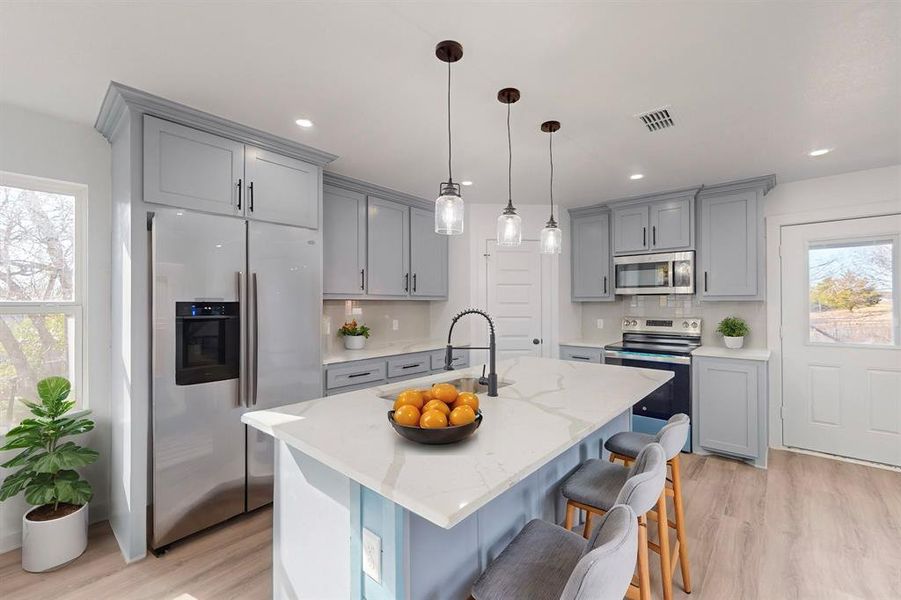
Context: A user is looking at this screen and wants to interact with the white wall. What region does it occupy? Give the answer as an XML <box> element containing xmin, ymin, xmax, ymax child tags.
<box><xmin>0</xmin><ymin>103</ymin><xmax>112</xmax><ymax>552</ymax></box>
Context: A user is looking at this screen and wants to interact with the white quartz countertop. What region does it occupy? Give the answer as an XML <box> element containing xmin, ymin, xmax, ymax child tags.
<box><xmin>691</xmin><ymin>346</ymin><xmax>772</xmax><ymax>361</ymax></box>
<box><xmin>243</xmin><ymin>356</ymin><xmax>672</xmax><ymax>529</ymax></box>
<box><xmin>322</xmin><ymin>339</ymin><xmax>469</xmax><ymax>365</ymax></box>
<box><xmin>558</xmin><ymin>339</ymin><xmax>609</xmax><ymax>349</ymax></box>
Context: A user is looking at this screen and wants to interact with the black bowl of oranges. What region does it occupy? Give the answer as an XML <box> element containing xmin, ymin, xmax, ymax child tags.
<box><xmin>387</xmin><ymin>383</ymin><xmax>482</xmax><ymax>445</ymax></box>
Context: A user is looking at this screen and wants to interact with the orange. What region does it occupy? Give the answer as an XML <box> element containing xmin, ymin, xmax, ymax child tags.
<box><xmin>423</xmin><ymin>399</ymin><xmax>450</xmax><ymax>417</ymax></box>
<box><xmin>449</xmin><ymin>405</ymin><xmax>477</xmax><ymax>427</ymax></box>
<box><xmin>420</xmin><ymin>409</ymin><xmax>448</xmax><ymax>429</ymax></box>
<box><xmin>420</xmin><ymin>388</ymin><xmax>434</xmax><ymax>402</ymax></box>
<box><xmin>452</xmin><ymin>392</ymin><xmax>479</xmax><ymax>412</ymax></box>
<box><xmin>393</xmin><ymin>389</ymin><xmax>424</xmax><ymax>411</ymax></box>
<box><xmin>393</xmin><ymin>404</ymin><xmax>420</xmax><ymax>427</ymax></box>
<box><xmin>431</xmin><ymin>383</ymin><xmax>459</xmax><ymax>404</ymax></box>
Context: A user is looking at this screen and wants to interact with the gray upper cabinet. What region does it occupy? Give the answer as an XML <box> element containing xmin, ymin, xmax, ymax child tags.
<box><xmin>698</xmin><ymin>176</ymin><xmax>773</xmax><ymax>301</ymax></box>
<box><xmin>409</xmin><ymin>207</ymin><xmax>448</xmax><ymax>298</ymax></box>
<box><xmin>144</xmin><ymin>115</ymin><xmax>244</xmax><ymax>216</ymax></box>
<box><xmin>571</xmin><ymin>210</ymin><xmax>613</xmax><ymax>301</ymax></box>
<box><xmin>367</xmin><ymin>197</ymin><xmax>410</xmax><ymax>297</ymax></box>
<box><xmin>612</xmin><ymin>205</ymin><xmax>649</xmax><ymax>254</ymax></box>
<box><xmin>648</xmin><ymin>198</ymin><xmax>691</xmax><ymax>250</ymax></box>
<box><xmin>323</xmin><ymin>185</ymin><xmax>367</xmax><ymax>297</ymax></box>
<box><xmin>244</xmin><ymin>147</ymin><xmax>319</xmax><ymax>229</ymax></box>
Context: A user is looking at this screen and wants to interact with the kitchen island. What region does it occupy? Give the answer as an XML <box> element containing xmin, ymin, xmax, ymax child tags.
<box><xmin>243</xmin><ymin>356</ymin><xmax>672</xmax><ymax>600</ymax></box>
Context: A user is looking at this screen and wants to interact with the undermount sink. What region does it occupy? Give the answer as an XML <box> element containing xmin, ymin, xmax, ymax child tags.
<box><xmin>378</xmin><ymin>376</ymin><xmax>512</xmax><ymax>400</ymax></box>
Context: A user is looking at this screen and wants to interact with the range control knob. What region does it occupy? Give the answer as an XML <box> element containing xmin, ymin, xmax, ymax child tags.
<box><xmin>682</xmin><ymin>321</ymin><xmax>689</xmax><ymax>328</ymax></box>
<box><xmin>630</xmin><ymin>319</ymin><xmax>638</xmax><ymax>326</ymax></box>
<box><xmin>691</xmin><ymin>321</ymin><xmax>699</xmax><ymax>328</ymax></box>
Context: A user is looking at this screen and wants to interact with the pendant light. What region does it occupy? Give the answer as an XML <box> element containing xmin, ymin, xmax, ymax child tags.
<box><xmin>540</xmin><ymin>120</ymin><xmax>562</xmax><ymax>254</ymax></box>
<box><xmin>496</xmin><ymin>88</ymin><xmax>522</xmax><ymax>246</ymax></box>
<box><xmin>434</xmin><ymin>40</ymin><xmax>465</xmax><ymax>235</ymax></box>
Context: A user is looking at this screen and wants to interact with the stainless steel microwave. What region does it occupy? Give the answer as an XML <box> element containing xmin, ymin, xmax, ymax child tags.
<box><xmin>613</xmin><ymin>251</ymin><xmax>695</xmax><ymax>295</ymax></box>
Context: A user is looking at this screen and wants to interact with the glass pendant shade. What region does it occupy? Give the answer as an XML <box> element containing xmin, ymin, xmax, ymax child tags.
<box><xmin>496</xmin><ymin>211</ymin><xmax>522</xmax><ymax>246</ymax></box>
<box><xmin>540</xmin><ymin>222</ymin><xmax>562</xmax><ymax>254</ymax></box>
<box><xmin>435</xmin><ymin>191</ymin><xmax>464</xmax><ymax>235</ymax></box>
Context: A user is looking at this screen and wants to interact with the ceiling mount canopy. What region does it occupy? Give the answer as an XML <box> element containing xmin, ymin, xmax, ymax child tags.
<box><xmin>434</xmin><ymin>40</ymin><xmax>465</xmax><ymax>235</ymax></box>
<box><xmin>540</xmin><ymin>120</ymin><xmax>563</xmax><ymax>254</ymax></box>
<box><xmin>496</xmin><ymin>87</ymin><xmax>522</xmax><ymax>247</ymax></box>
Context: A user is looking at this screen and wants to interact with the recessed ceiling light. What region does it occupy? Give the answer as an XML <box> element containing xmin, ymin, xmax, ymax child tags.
<box><xmin>808</xmin><ymin>148</ymin><xmax>831</xmax><ymax>157</ymax></box>
<box><xmin>295</xmin><ymin>118</ymin><xmax>313</xmax><ymax>128</ymax></box>
<box><xmin>630</xmin><ymin>173</ymin><xmax>644</xmax><ymax>180</ymax></box>
<box><xmin>461</xmin><ymin>180</ymin><xmax>473</xmax><ymax>186</ymax></box>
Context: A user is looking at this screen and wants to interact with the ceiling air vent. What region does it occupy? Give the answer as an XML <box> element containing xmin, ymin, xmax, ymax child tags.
<box><xmin>636</xmin><ymin>107</ymin><xmax>674</xmax><ymax>132</ymax></box>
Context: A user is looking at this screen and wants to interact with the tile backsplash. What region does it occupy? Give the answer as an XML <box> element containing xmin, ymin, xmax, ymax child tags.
<box><xmin>322</xmin><ymin>300</ymin><xmax>436</xmax><ymax>354</ymax></box>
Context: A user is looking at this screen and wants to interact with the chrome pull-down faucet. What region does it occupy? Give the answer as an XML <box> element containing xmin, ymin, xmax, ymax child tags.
<box><xmin>445</xmin><ymin>308</ymin><xmax>498</xmax><ymax>397</ymax></box>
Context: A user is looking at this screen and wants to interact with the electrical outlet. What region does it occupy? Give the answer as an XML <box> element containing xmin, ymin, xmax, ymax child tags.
<box><xmin>362</xmin><ymin>528</ymin><xmax>381</xmax><ymax>583</ymax></box>
<box><xmin>596</xmin><ymin>319</ymin><xmax>604</xmax><ymax>329</ymax></box>
<box><xmin>659</xmin><ymin>296</ymin><xmax>667</xmax><ymax>307</ymax></box>
<box><xmin>392</xmin><ymin>319</ymin><xmax>399</xmax><ymax>331</ymax></box>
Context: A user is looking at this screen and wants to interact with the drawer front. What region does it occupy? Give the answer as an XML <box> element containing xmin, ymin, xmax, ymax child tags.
<box><xmin>326</xmin><ymin>359</ymin><xmax>387</xmax><ymax>390</ymax></box>
<box><xmin>430</xmin><ymin>349</ymin><xmax>469</xmax><ymax>370</ymax></box>
<box><xmin>560</xmin><ymin>346</ymin><xmax>603</xmax><ymax>363</ymax></box>
<box><xmin>387</xmin><ymin>353</ymin><xmax>431</xmax><ymax>379</ymax></box>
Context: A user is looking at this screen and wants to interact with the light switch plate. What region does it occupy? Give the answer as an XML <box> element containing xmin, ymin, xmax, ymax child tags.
<box><xmin>596</xmin><ymin>319</ymin><xmax>604</xmax><ymax>329</ymax></box>
<box><xmin>362</xmin><ymin>528</ymin><xmax>381</xmax><ymax>583</ymax></box>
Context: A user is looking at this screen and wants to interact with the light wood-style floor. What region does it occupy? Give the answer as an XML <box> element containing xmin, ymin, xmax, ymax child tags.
<box><xmin>1</xmin><ymin>449</ymin><xmax>898</xmax><ymax>600</ymax></box>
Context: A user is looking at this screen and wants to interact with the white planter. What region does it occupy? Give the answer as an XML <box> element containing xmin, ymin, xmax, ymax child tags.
<box><xmin>724</xmin><ymin>336</ymin><xmax>745</xmax><ymax>349</ymax></box>
<box><xmin>22</xmin><ymin>503</ymin><xmax>88</xmax><ymax>572</ymax></box>
<box><xmin>343</xmin><ymin>335</ymin><xmax>366</xmax><ymax>350</ymax></box>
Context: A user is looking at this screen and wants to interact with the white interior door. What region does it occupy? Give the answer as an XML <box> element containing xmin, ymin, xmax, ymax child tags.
<box><xmin>486</xmin><ymin>240</ymin><xmax>543</xmax><ymax>360</ymax></box>
<box><xmin>781</xmin><ymin>214</ymin><xmax>901</xmax><ymax>466</ymax></box>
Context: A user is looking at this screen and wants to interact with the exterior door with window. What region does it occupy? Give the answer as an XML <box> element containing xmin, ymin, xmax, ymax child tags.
<box><xmin>486</xmin><ymin>240</ymin><xmax>543</xmax><ymax>361</ymax></box>
<box><xmin>781</xmin><ymin>214</ymin><xmax>901</xmax><ymax>466</ymax></box>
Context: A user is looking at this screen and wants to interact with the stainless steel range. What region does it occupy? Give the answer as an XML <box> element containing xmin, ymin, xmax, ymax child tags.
<box><xmin>604</xmin><ymin>317</ymin><xmax>701</xmax><ymax>451</ymax></box>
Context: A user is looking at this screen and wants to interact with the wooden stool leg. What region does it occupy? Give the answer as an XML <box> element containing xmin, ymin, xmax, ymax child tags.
<box><xmin>656</xmin><ymin>491</ymin><xmax>673</xmax><ymax>600</ymax></box>
<box><xmin>564</xmin><ymin>501</ymin><xmax>575</xmax><ymax>532</ymax></box>
<box><xmin>671</xmin><ymin>455</ymin><xmax>692</xmax><ymax>593</ymax></box>
<box><xmin>637</xmin><ymin>515</ymin><xmax>651</xmax><ymax>600</ymax></box>
<box><xmin>582</xmin><ymin>510</ymin><xmax>594</xmax><ymax>538</ymax></box>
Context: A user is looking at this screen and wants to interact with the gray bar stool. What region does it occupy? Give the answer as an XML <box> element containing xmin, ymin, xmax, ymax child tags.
<box><xmin>470</xmin><ymin>504</ymin><xmax>638</xmax><ymax>600</ymax></box>
<box><xmin>606</xmin><ymin>414</ymin><xmax>692</xmax><ymax>595</ymax></box>
<box><xmin>561</xmin><ymin>443</ymin><xmax>668</xmax><ymax>600</ymax></box>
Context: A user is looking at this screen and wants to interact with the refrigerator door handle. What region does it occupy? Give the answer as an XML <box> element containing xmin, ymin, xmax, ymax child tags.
<box><xmin>237</xmin><ymin>271</ymin><xmax>247</xmax><ymax>408</ymax></box>
<box><xmin>252</xmin><ymin>272</ymin><xmax>260</xmax><ymax>406</ymax></box>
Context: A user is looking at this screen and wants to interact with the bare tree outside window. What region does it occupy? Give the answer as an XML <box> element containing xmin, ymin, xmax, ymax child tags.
<box><xmin>0</xmin><ymin>183</ymin><xmax>80</xmax><ymax>430</ymax></box>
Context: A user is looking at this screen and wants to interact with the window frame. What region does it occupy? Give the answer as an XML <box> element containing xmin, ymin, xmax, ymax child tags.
<box><xmin>0</xmin><ymin>171</ymin><xmax>88</xmax><ymax>432</ymax></box>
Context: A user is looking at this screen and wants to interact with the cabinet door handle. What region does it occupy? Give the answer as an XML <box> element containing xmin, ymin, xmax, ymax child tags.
<box><xmin>704</xmin><ymin>271</ymin><xmax>708</xmax><ymax>292</ymax></box>
<box><xmin>603</xmin><ymin>275</ymin><xmax>607</xmax><ymax>295</ymax></box>
<box><xmin>348</xmin><ymin>371</ymin><xmax>372</xmax><ymax>379</ymax></box>
<box><xmin>401</xmin><ymin>363</ymin><xmax>420</xmax><ymax>370</ymax></box>
<box><xmin>652</xmin><ymin>226</ymin><xmax>656</xmax><ymax>246</ymax></box>
<box><xmin>248</xmin><ymin>182</ymin><xmax>255</xmax><ymax>212</ymax></box>
<box><xmin>572</xmin><ymin>355</ymin><xmax>590</xmax><ymax>361</ymax></box>
<box><xmin>404</xmin><ymin>273</ymin><xmax>409</xmax><ymax>292</ymax></box>
<box><xmin>413</xmin><ymin>273</ymin><xmax>417</xmax><ymax>293</ymax></box>
<box><xmin>236</xmin><ymin>178</ymin><xmax>242</xmax><ymax>210</ymax></box>
<box><xmin>360</xmin><ymin>269</ymin><xmax>365</xmax><ymax>291</ymax></box>
<box><xmin>642</xmin><ymin>227</ymin><xmax>647</xmax><ymax>247</ymax></box>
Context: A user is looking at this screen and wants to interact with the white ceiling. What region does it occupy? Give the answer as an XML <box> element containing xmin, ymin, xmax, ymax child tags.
<box><xmin>0</xmin><ymin>2</ymin><xmax>898</xmax><ymax>208</ymax></box>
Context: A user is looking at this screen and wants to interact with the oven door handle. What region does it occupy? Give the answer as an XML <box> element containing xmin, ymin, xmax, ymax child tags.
<box><xmin>604</xmin><ymin>350</ymin><xmax>691</xmax><ymax>365</ymax></box>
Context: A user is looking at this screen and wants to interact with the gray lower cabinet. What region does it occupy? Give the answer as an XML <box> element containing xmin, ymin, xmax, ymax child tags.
<box><xmin>324</xmin><ymin>349</ymin><xmax>469</xmax><ymax>396</ymax></box>
<box><xmin>367</xmin><ymin>197</ymin><xmax>410</xmax><ymax>297</ymax></box>
<box><xmin>244</xmin><ymin>146</ymin><xmax>319</xmax><ymax>229</ymax></box>
<box><xmin>698</xmin><ymin>176</ymin><xmax>773</xmax><ymax>301</ymax></box>
<box><xmin>693</xmin><ymin>356</ymin><xmax>768</xmax><ymax>467</ymax></box>
<box><xmin>323</xmin><ymin>185</ymin><xmax>367</xmax><ymax>296</ymax></box>
<box><xmin>430</xmin><ymin>349</ymin><xmax>469</xmax><ymax>370</ymax></box>
<box><xmin>559</xmin><ymin>345</ymin><xmax>603</xmax><ymax>363</ymax></box>
<box><xmin>409</xmin><ymin>207</ymin><xmax>448</xmax><ymax>298</ymax></box>
<box><xmin>570</xmin><ymin>210</ymin><xmax>613</xmax><ymax>301</ymax></box>
<box><xmin>325</xmin><ymin>359</ymin><xmax>388</xmax><ymax>391</ymax></box>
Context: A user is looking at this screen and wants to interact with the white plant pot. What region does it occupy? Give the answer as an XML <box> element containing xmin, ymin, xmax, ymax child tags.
<box><xmin>22</xmin><ymin>503</ymin><xmax>88</xmax><ymax>572</ymax></box>
<box><xmin>343</xmin><ymin>335</ymin><xmax>366</xmax><ymax>350</ymax></box>
<box><xmin>724</xmin><ymin>336</ymin><xmax>745</xmax><ymax>349</ymax></box>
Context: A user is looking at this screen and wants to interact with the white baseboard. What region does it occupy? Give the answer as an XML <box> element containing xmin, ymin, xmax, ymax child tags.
<box><xmin>778</xmin><ymin>445</ymin><xmax>901</xmax><ymax>472</ymax></box>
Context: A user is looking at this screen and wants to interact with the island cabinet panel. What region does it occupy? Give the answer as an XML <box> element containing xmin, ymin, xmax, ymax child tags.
<box><xmin>648</xmin><ymin>198</ymin><xmax>691</xmax><ymax>250</ymax></box>
<box><xmin>694</xmin><ymin>356</ymin><xmax>768</xmax><ymax>466</ymax></box>
<box><xmin>244</xmin><ymin>146</ymin><xmax>319</xmax><ymax>229</ymax></box>
<box><xmin>571</xmin><ymin>211</ymin><xmax>613</xmax><ymax>301</ymax></box>
<box><xmin>367</xmin><ymin>197</ymin><xmax>410</xmax><ymax>297</ymax></box>
<box><xmin>612</xmin><ymin>205</ymin><xmax>650</xmax><ymax>254</ymax></box>
<box><xmin>698</xmin><ymin>188</ymin><xmax>765</xmax><ymax>300</ymax></box>
<box><xmin>409</xmin><ymin>207</ymin><xmax>449</xmax><ymax>298</ymax></box>
<box><xmin>323</xmin><ymin>186</ymin><xmax>367</xmax><ymax>296</ymax></box>
<box><xmin>559</xmin><ymin>345</ymin><xmax>603</xmax><ymax>363</ymax></box>
<box><xmin>143</xmin><ymin>114</ymin><xmax>244</xmax><ymax>216</ymax></box>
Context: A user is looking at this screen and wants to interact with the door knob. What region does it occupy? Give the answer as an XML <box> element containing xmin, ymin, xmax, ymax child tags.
<box><xmin>532</xmin><ymin>338</ymin><xmax>540</xmax><ymax>345</ymax></box>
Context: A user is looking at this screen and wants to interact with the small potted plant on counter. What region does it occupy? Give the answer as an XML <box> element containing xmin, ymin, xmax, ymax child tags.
<box><xmin>338</xmin><ymin>319</ymin><xmax>371</xmax><ymax>350</ymax></box>
<box><xmin>0</xmin><ymin>376</ymin><xmax>98</xmax><ymax>572</ymax></box>
<box><xmin>717</xmin><ymin>316</ymin><xmax>749</xmax><ymax>349</ymax></box>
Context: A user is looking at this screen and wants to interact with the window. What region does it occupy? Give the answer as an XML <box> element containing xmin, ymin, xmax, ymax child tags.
<box><xmin>808</xmin><ymin>238</ymin><xmax>896</xmax><ymax>345</ymax></box>
<box><xmin>0</xmin><ymin>172</ymin><xmax>85</xmax><ymax>432</ymax></box>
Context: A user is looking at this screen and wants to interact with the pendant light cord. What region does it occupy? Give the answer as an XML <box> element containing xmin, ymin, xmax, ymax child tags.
<box><xmin>507</xmin><ymin>102</ymin><xmax>513</xmax><ymax>208</ymax></box>
<box><xmin>549</xmin><ymin>131</ymin><xmax>555</xmax><ymax>221</ymax></box>
<box><xmin>447</xmin><ymin>62</ymin><xmax>453</xmax><ymax>182</ymax></box>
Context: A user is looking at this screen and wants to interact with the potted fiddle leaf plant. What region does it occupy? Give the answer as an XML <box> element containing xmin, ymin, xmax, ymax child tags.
<box><xmin>0</xmin><ymin>376</ymin><xmax>98</xmax><ymax>572</ymax></box>
<box><xmin>716</xmin><ymin>316</ymin><xmax>750</xmax><ymax>349</ymax></box>
<box><xmin>338</xmin><ymin>319</ymin><xmax>371</xmax><ymax>350</ymax></box>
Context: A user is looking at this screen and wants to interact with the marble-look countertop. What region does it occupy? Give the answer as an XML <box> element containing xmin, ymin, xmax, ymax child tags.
<box><xmin>558</xmin><ymin>339</ymin><xmax>611</xmax><ymax>349</ymax></box>
<box><xmin>243</xmin><ymin>356</ymin><xmax>672</xmax><ymax>529</ymax></box>
<box><xmin>691</xmin><ymin>346</ymin><xmax>772</xmax><ymax>361</ymax></box>
<box><xmin>322</xmin><ymin>339</ymin><xmax>470</xmax><ymax>365</ymax></box>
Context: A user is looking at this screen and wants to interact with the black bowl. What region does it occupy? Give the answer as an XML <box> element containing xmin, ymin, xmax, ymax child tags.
<box><xmin>387</xmin><ymin>410</ymin><xmax>483</xmax><ymax>445</ymax></box>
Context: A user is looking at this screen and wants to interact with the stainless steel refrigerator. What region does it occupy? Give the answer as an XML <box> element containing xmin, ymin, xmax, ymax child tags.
<box><xmin>150</xmin><ymin>207</ymin><xmax>321</xmax><ymax>551</ymax></box>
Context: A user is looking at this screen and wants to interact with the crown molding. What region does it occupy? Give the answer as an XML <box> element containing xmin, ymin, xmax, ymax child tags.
<box><xmin>323</xmin><ymin>172</ymin><xmax>432</xmax><ymax>210</ymax></box>
<box><xmin>697</xmin><ymin>174</ymin><xmax>777</xmax><ymax>197</ymax></box>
